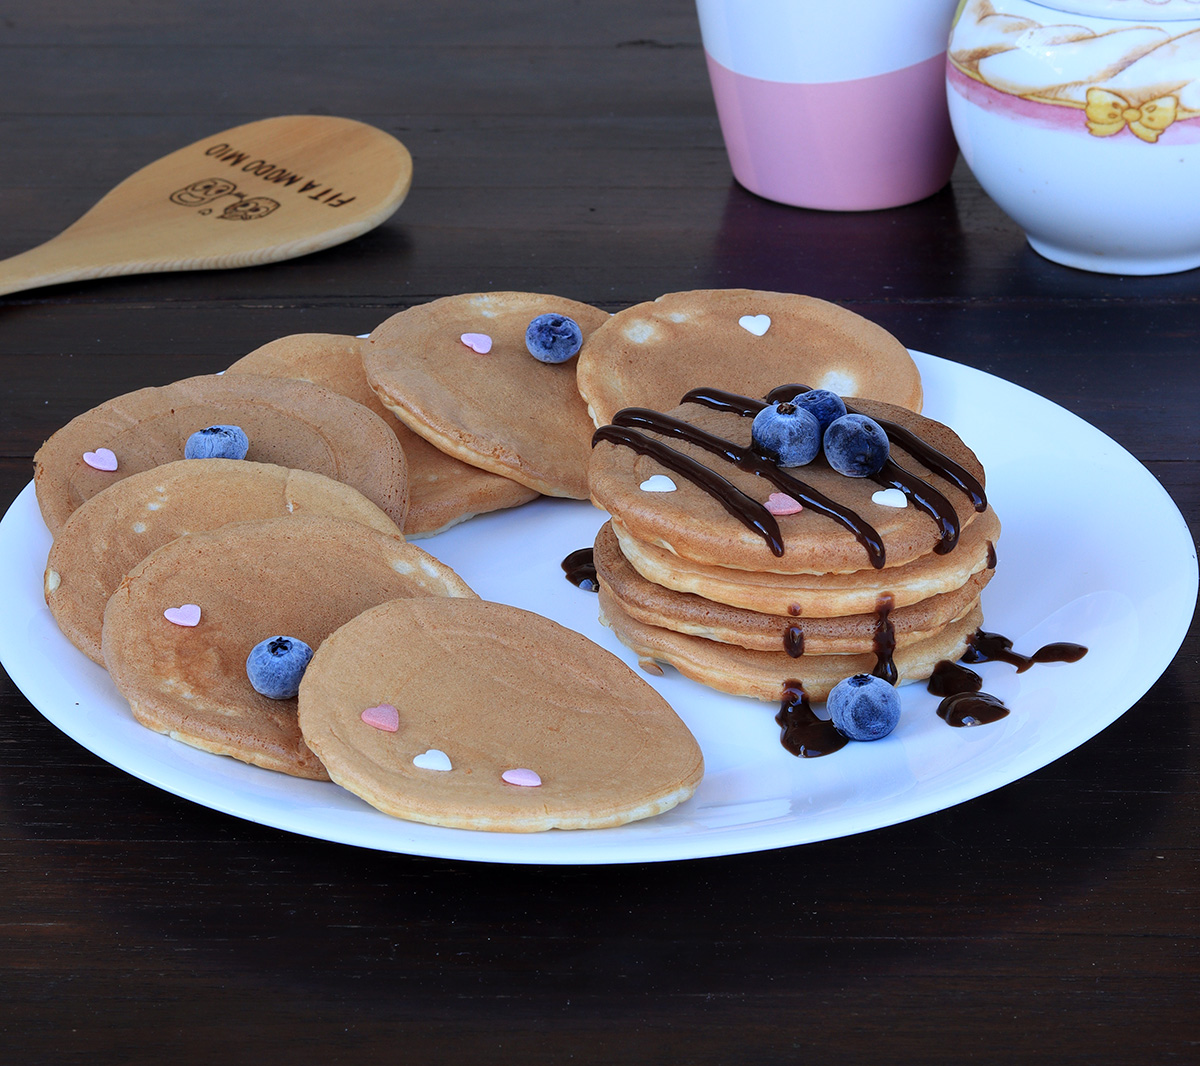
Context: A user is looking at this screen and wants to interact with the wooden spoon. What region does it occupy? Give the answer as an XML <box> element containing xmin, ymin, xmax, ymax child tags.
<box><xmin>0</xmin><ymin>115</ymin><xmax>413</xmax><ymax>297</ymax></box>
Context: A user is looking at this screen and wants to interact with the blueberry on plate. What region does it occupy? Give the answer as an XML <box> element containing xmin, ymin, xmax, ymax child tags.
<box><xmin>790</xmin><ymin>389</ymin><xmax>847</xmax><ymax>431</ymax></box>
<box><xmin>525</xmin><ymin>313</ymin><xmax>584</xmax><ymax>363</ymax></box>
<box><xmin>185</xmin><ymin>424</ymin><xmax>250</xmax><ymax>460</ymax></box>
<box><xmin>751</xmin><ymin>401</ymin><xmax>821</xmax><ymax>467</ymax></box>
<box><xmin>823</xmin><ymin>413</ymin><xmax>889</xmax><ymax>477</ymax></box>
<box><xmin>827</xmin><ymin>673</ymin><xmax>901</xmax><ymax>741</ymax></box>
<box><xmin>246</xmin><ymin>635</ymin><xmax>314</xmax><ymax>700</ymax></box>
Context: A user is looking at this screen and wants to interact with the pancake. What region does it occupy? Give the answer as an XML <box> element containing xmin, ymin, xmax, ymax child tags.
<box><xmin>576</xmin><ymin>289</ymin><xmax>923</xmax><ymax>428</ymax></box>
<box><xmin>101</xmin><ymin>515</ymin><xmax>477</xmax><ymax>779</ymax></box>
<box><xmin>609</xmin><ymin>507</ymin><xmax>1000</xmax><ymax>617</ymax></box>
<box><xmin>226</xmin><ymin>332</ymin><xmax>538</xmax><ymax>536</ymax></box>
<box><xmin>587</xmin><ymin>387</ymin><xmax>997</xmax><ymax>703</ymax></box>
<box><xmin>46</xmin><ymin>459</ymin><xmax>402</xmax><ymax>665</ymax></box>
<box><xmin>599</xmin><ymin>589</ymin><xmax>983</xmax><ymax>703</ymax></box>
<box><xmin>588</xmin><ymin>395</ymin><xmax>989</xmax><ymax>575</ymax></box>
<box><xmin>297</xmin><ymin>598</ymin><xmax>704</xmax><ymax>831</ymax></box>
<box><xmin>594</xmin><ymin>520</ymin><xmax>992</xmax><ymax>655</ymax></box>
<box><xmin>362</xmin><ymin>292</ymin><xmax>610</xmax><ymax>499</ymax></box>
<box><xmin>34</xmin><ymin>372</ymin><xmax>409</xmax><ymax>536</ymax></box>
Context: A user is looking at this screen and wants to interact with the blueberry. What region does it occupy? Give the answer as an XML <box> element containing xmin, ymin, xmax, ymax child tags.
<box><xmin>525</xmin><ymin>313</ymin><xmax>584</xmax><ymax>363</ymax></box>
<box><xmin>245</xmin><ymin>635</ymin><xmax>313</xmax><ymax>699</ymax></box>
<box><xmin>185</xmin><ymin>424</ymin><xmax>249</xmax><ymax>460</ymax></box>
<box><xmin>751</xmin><ymin>401</ymin><xmax>821</xmax><ymax>467</ymax></box>
<box><xmin>790</xmin><ymin>389</ymin><xmax>847</xmax><ymax>431</ymax></box>
<box><xmin>827</xmin><ymin>674</ymin><xmax>901</xmax><ymax>741</ymax></box>
<box><xmin>823</xmin><ymin>413</ymin><xmax>889</xmax><ymax>477</ymax></box>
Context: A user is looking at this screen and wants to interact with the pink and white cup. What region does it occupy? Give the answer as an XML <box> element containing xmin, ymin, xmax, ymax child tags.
<box><xmin>696</xmin><ymin>0</ymin><xmax>960</xmax><ymax>211</ymax></box>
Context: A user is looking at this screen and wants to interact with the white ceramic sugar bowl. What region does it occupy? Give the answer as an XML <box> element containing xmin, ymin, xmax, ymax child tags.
<box><xmin>947</xmin><ymin>0</ymin><xmax>1200</xmax><ymax>274</ymax></box>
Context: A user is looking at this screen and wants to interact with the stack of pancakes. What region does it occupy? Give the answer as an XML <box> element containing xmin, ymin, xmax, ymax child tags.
<box><xmin>587</xmin><ymin>388</ymin><xmax>1000</xmax><ymax>702</ymax></box>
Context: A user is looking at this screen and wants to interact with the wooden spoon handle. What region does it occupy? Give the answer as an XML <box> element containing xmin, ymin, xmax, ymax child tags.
<box><xmin>0</xmin><ymin>236</ymin><xmax>137</xmax><ymax>296</ymax></box>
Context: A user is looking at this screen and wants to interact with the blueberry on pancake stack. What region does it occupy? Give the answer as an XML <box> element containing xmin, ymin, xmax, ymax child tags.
<box><xmin>587</xmin><ymin>386</ymin><xmax>1000</xmax><ymax>703</ymax></box>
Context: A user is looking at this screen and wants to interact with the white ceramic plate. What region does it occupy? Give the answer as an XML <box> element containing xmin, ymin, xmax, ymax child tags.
<box><xmin>1</xmin><ymin>352</ymin><xmax>1195</xmax><ymax>864</ymax></box>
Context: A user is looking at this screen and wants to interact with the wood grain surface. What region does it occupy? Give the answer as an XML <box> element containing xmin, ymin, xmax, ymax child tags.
<box><xmin>1</xmin><ymin>2</ymin><xmax>1197</xmax><ymax>1063</ymax></box>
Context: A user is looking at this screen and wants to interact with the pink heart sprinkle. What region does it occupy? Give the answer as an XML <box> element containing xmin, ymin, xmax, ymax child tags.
<box><xmin>83</xmin><ymin>448</ymin><xmax>118</xmax><ymax>472</ymax></box>
<box><xmin>765</xmin><ymin>492</ymin><xmax>803</xmax><ymax>516</ymax></box>
<box><xmin>361</xmin><ymin>703</ymin><xmax>400</xmax><ymax>732</ymax></box>
<box><xmin>501</xmin><ymin>767</ymin><xmax>542</xmax><ymax>788</ymax></box>
<box><xmin>163</xmin><ymin>603</ymin><xmax>201</xmax><ymax>627</ymax></box>
<box><xmin>460</xmin><ymin>332</ymin><xmax>492</xmax><ymax>354</ymax></box>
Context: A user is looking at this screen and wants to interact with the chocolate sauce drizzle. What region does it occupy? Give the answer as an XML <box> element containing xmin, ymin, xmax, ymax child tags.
<box><xmin>872</xmin><ymin>594</ymin><xmax>898</xmax><ymax>685</ymax></box>
<box><xmin>673</xmin><ymin>385</ymin><xmax>988</xmax><ymax>563</ymax></box>
<box><xmin>783</xmin><ymin>625</ymin><xmax>804</xmax><ymax>658</ymax></box>
<box><xmin>775</xmin><ymin>681</ymin><xmax>848</xmax><ymax>758</ymax></box>
<box><xmin>764</xmin><ymin>384</ymin><xmax>988</xmax><ymax>515</ymax></box>
<box><xmin>598</xmin><ymin>406</ymin><xmax>887</xmax><ymax>563</ymax></box>
<box><xmin>561</xmin><ymin>547</ymin><xmax>598</xmax><ymax>592</ymax></box>
<box><xmin>591</xmin><ymin>421</ymin><xmax>783</xmax><ymax>556</ymax></box>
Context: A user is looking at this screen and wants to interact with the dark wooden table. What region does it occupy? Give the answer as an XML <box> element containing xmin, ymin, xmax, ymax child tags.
<box><xmin>2</xmin><ymin>3</ymin><xmax>1197</xmax><ymax>1062</ymax></box>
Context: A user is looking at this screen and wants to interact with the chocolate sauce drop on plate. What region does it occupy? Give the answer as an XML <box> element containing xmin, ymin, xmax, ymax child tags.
<box><xmin>927</xmin><ymin>660</ymin><xmax>983</xmax><ymax>697</ymax></box>
<box><xmin>929</xmin><ymin>632</ymin><xmax>1086</xmax><ymax>728</ymax></box>
<box><xmin>561</xmin><ymin>547</ymin><xmax>598</xmax><ymax>592</ymax></box>
<box><xmin>937</xmin><ymin>691</ymin><xmax>1010</xmax><ymax>728</ymax></box>
<box><xmin>775</xmin><ymin>681</ymin><xmax>847</xmax><ymax>758</ymax></box>
<box><xmin>963</xmin><ymin>629</ymin><xmax>1088</xmax><ymax>673</ymax></box>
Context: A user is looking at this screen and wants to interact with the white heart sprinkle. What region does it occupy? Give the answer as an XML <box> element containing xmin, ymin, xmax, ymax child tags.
<box><xmin>639</xmin><ymin>474</ymin><xmax>676</xmax><ymax>493</ymax></box>
<box><xmin>413</xmin><ymin>748</ymin><xmax>452</xmax><ymax>772</ymax></box>
<box><xmin>738</xmin><ymin>314</ymin><xmax>770</xmax><ymax>336</ymax></box>
<box><xmin>872</xmin><ymin>488</ymin><xmax>908</xmax><ymax>508</ymax></box>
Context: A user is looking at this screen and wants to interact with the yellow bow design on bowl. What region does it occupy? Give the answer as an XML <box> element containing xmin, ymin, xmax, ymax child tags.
<box><xmin>1085</xmin><ymin>89</ymin><xmax>1178</xmax><ymax>143</ymax></box>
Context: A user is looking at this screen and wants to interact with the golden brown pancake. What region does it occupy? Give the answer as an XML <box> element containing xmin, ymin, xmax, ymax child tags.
<box><xmin>362</xmin><ymin>292</ymin><xmax>610</xmax><ymax>499</ymax></box>
<box><xmin>34</xmin><ymin>372</ymin><xmax>408</xmax><ymax>536</ymax></box>
<box><xmin>599</xmin><ymin>590</ymin><xmax>982</xmax><ymax>703</ymax></box>
<box><xmin>46</xmin><ymin>459</ymin><xmax>402</xmax><ymax>665</ymax></box>
<box><xmin>101</xmin><ymin>515</ymin><xmax>476</xmax><ymax>779</ymax></box>
<box><xmin>576</xmin><ymin>289</ymin><xmax>923</xmax><ymax>428</ymax></box>
<box><xmin>609</xmin><ymin>508</ymin><xmax>1000</xmax><ymax>617</ymax></box>
<box><xmin>594</xmin><ymin>520</ymin><xmax>991</xmax><ymax>655</ymax></box>
<box><xmin>298</xmin><ymin>598</ymin><xmax>704</xmax><ymax>831</ymax></box>
<box><xmin>588</xmin><ymin>396</ymin><xmax>988</xmax><ymax>575</ymax></box>
<box><xmin>227</xmin><ymin>332</ymin><xmax>538</xmax><ymax>536</ymax></box>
